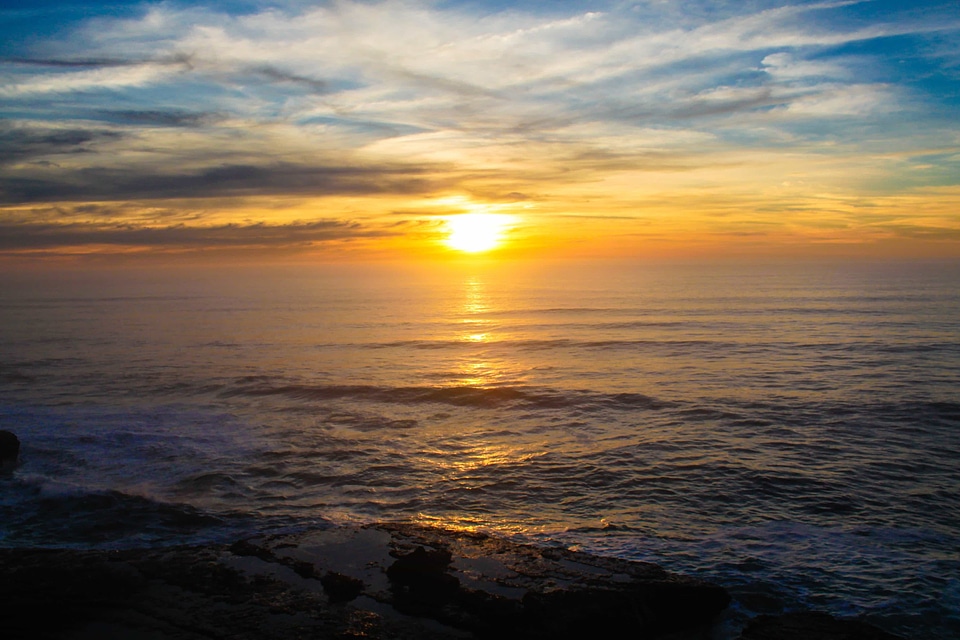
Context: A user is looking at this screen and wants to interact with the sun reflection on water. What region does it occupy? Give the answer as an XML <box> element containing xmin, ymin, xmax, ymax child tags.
<box><xmin>461</xmin><ymin>276</ymin><xmax>490</xmax><ymax>317</ymax></box>
<box><xmin>454</xmin><ymin>275</ymin><xmax>502</xmax><ymax>385</ymax></box>
<box><xmin>454</xmin><ymin>361</ymin><xmax>500</xmax><ymax>386</ymax></box>
<box><xmin>412</xmin><ymin>513</ymin><xmax>553</xmax><ymax>538</ymax></box>
<box><xmin>412</xmin><ymin>440</ymin><xmax>554</xmax><ymax>537</ymax></box>
<box><xmin>424</xmin><ymin>442</ymin><xmax>542</xmax><ymax>473</ymax></box>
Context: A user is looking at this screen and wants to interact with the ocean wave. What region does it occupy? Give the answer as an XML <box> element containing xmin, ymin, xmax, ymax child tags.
<box><xmin>340</xmin><ymin>336</ymin><xmax>960</xmax><ymax>357</ymax></box>
<box><xmin>221</xmin><ymin>381</ymin><xmax>673</xmax><ymax>411</ymax></box>
<box><xmin>0</xmin><ymin>479</ymin><xmax>246</xmax><ymax>548</ymax></box>
<box><xmin>351</xmin><ymin>337</ymin><xmax>744</xmax><ymax>351</ymax></box>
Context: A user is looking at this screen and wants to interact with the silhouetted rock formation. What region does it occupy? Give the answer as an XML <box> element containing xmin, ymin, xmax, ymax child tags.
<box><xmin>320</xmin><ymin>571</ymin><xmax>366</xmax><ymax>603</ymax></box>
<box><xmin>738</xmin><ymin>611</ymin><xmax>904</xmax><ymax>640</ymax></box>
<box><xmin>373</xmin><ymin>523</ymin><xmax>730</xmax><ymax>639</ymax></box>
<box><xmin>0</xmin><ymin>430</ymin><xmax>19</xmax><ymax>469</ymax></box>
<box><xmin>0</xmin><ymin>522</ymin><xmax>733</xmax><ymax>640</ymax></box>
<box><xmin>0</xmin><ymin>522</ymin><xmax>907</xmax><ymax>639</ymax></box>
<box><xmin>387</xmin><ymin>545</ymin><xmax>461</xmax><ymax>615</ymax></box>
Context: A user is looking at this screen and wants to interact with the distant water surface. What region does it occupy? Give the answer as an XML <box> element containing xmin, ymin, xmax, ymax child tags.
<box><xmin>1</xmin><ymin>260</ymin><xmax>958</xmax><ymax>639</ymax></box>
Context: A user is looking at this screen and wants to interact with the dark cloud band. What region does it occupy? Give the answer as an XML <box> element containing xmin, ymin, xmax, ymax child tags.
<box><xmin>0</xmin><ymin>219</ymin><xmax>394</xmax><ymax>250</ymax></box>
<box><xmin>1</xmin><ymin>162</ymin><xmax>443</xmax><ymax>204</ymax></box>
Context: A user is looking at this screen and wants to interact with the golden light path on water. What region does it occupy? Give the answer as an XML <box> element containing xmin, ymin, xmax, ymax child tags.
<box><xmin>456</xmin><ymin>275</ymin><xmax>501</xmax><ymax>386</ymax></box>
<box><xmin>410</xmin><ymin>271</ymin><xmax>552</xmax><ymax>537</ymax></box>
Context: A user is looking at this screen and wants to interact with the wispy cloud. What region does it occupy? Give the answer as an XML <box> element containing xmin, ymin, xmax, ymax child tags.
<box><xmin>0</xmin><ymin>58</ymin><xmax>191</xmax><ymax>97</ymax></box>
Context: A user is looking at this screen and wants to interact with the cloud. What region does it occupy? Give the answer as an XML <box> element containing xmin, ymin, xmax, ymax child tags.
<box><xmin>5</xmin><ymin>202</ymin><xmax>203</xmax><ymax>223</ymax></box>
<box><xmin>0</xmin><ymin>58</ymin><xmax>192</xmax><ymax>97</ymax></box>
<box><xmin>1</xmin><ymin>2</ymin><xmax>934</xmax><ymax>143</ymax></box>
<box><xmin>0</xmin><ymin>161</ymin><xmax>443</xmax><ymax>204</ymax></box>
<box><xmin>2</xmin><ymin>57</ymin><xmax>149</xmax><ymax>68</ymax></box>
<box><xmin>0</xmin><ymin>124</ymin><xmax>124</xmax><ymax>166</ymax></box>
<box><xmin>246</xmin><ymin>65</ymin><xmax>330</xmax><ymax>93</ymax></box>
<box><xmin>95</xmin><ymin>110</ymin><xmax>221</xmax><ymax>127</ymax></box>
<box><xmin>0</xmin><ymin>219</ymin><xmax>394</xmax><ymax>251</ymax></box>
<box><xmin>874</xmin><ymin>223</ymin><xmax>960</xmax><ymax>240</ymax></box>
<box><xmin>779</xmin><ymin>83</ymin><xmax>897</xmax><ymax>116</ymax></box>
<box><xmin>761</xmin><ymin>52</ymin><xmax>847</xmax><ymax>80</ymax></box>
<box><xmin>0</xmin><ymin>2</ymin><xmax>913</xmax><ymax>118</ymax></box>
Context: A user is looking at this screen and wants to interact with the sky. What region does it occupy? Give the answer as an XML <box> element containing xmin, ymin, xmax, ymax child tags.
<box><xmin>1</xmin><ymin>0</ymin><xmax>959</xmax><ymax>264</ymax></box>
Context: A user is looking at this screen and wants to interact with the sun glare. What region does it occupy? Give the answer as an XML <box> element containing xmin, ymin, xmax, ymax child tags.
<box><xmin>445</xmin><ymin>213</ymin><xmax>511</xmax><ymax>253</ymax></box>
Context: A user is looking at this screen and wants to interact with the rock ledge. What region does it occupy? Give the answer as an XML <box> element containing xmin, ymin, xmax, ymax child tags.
<box><xmin>0</xmin><ymin>522</ymin><xmax>729</xmax><ymax>639</ymax></box>
<box><xmin>0</xmin><ymin>522</ymin><xmax>904</xmax><ymax>640</ymax></box>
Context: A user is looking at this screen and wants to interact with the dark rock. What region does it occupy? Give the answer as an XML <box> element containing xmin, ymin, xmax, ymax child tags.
<box><xmin>290</xmin><ymin>558</ymin><xmax>321</xmax><ymax>579</ymax></box>
<box><xmin>738</xmin><ymin>611</ymin><xmax>904</xmax><ymax>640</ymax></box>
<box><xmin>387</xmin><ymin>545</ymin><xmax>458</xmax><ymax>590</ymax></box>
<box><xmin>0</xmin><ymin>545</ymin><xmax>451</xmax><ymax>640</ymax></box>
<box><xmin>321</xmin><ymin>571</ymin><xmax>366</xmax><ymax>603</ymax></box>
<box><xmin>387</xmin><ymin>545</ymin><xmax>461</xmax><ymax>616</ymax></box>
<box><xmin>373</xmin><ymin>523</ymin><xmax>730</xmax><ymax>639</ymax></box>
<box><xmin>519</xmin><ymin>578</ymin><xmax>731</xmax><ymax>639</ymax></box>
<box><xmin>0</xmin><ymin>430</ymin><xmax>20</xmax><ymax>468</ymax></box>
<box><xmin>229</xmin><ymin>538</ymin><xmax>275</xmax><ymax>562</ymax></box>
<box><xmin>0</xmin><ymin>523</ymin><xmax>735</xmax><ymax>640</ymax></box>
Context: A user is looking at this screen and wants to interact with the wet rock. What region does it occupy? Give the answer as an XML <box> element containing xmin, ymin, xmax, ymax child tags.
<box><xmin>229</xmin><ymin>538</ymin><xmax>275</xmax><ymax>562</ymax></box>
<box><xmin>738</xmin><ymin>611</ymin><xmax>904</xmax><ymax>640</ymax></box>
<box><xmin>388</xmin><ymin>546</ymin><xmax>458</xmax><ymax>592</ymax></box>
<box><xmin>387</xmin><ymin>545</ymin><xmax>462</xmax><ymax>617</ymax></box>
<box><xmin>518</xmin><ymin>575</ymin><xmax>732</xmax><ymax>639</ymax></box>
<box><xmin>0</xmin><ymin>523</ymin><xmax>733</xmax><ymax>640</ymax></box>
<box><xmin>321</xmin><ymin>571</ymin><xmax>366</xmax><ymax>603</ymax></box>
<box><xmin>0</xmin><ymin>545</ymin><xmax>447</xmax><ymax>640</ymax></box>
<box><xmin>390</xmin><ymin>545</ymin><xmax>454</xmax><ymax>576</ymax></box>
<box><xmin>277</xmin><ymin>522</ymin><xmax>731</xmax><ymax>639</ymax></box>
<box><xmin>0</xmin><ymin>430</ymin><xmax>19</xmax><ymax>469</ymax></box>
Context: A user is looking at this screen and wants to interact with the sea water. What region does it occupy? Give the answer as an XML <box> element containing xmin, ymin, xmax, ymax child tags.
<box><xmin>1</xmin><ymin>259</ymin><xmax>958</xmax><ymax>638</ymax></box>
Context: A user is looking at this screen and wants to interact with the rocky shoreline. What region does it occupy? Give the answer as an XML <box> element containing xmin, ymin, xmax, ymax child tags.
<box><xmin>0</xmin><ymin>522</ymin><xmax>902</xmax><ymax>639</ymax></box>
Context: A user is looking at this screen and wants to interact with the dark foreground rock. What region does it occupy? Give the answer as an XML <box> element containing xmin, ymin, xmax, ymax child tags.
<box><xmin>0</xmin><ymin>522</ymin><xmax>731</xmax><ymax>640</ymax></box>
<box><xmin>0</xmin><ymin>430</ymin><xmax>19</xmax><ymax>468</ymax></box>
<box><xmin>738</xmin><ymin>611</ymin><xmax>904</xmax><ymax>640</ymax></box>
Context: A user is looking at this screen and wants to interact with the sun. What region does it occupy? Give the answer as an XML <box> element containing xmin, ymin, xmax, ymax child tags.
<box><xmin>445</xmin><ymin>213</ymin><xmax>511</xmax><ymax>253</ymax></box>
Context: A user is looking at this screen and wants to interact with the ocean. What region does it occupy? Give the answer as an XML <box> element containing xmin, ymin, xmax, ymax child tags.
<box><xmin>1</xmin><ymin>259</ymin><xmax>958</xmax><ymax>638</ymax></box>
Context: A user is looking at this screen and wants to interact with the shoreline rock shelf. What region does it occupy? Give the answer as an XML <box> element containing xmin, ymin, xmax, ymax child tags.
<box><xmin>0</xmin><ymin>522</ymin><xmax>902</xmax><ymax>639</ymax></box>
<box><xmin>240</xmin><ymin>522</ymin><xmax>732</xmax><ymax>639</ymax></box>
